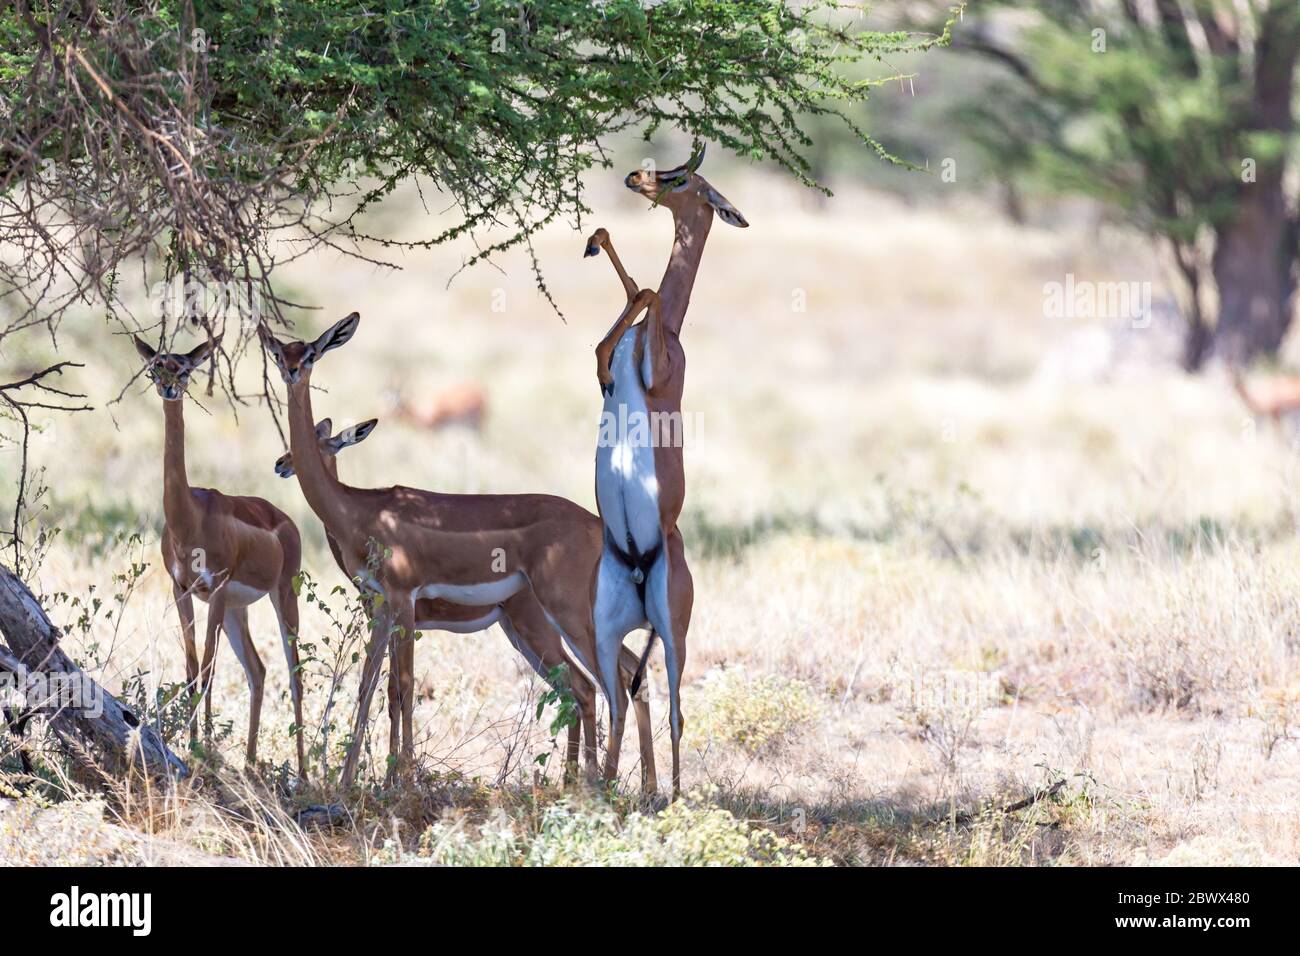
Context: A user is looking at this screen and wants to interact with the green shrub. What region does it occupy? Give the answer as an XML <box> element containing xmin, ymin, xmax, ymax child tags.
<box><xmin>405</xmin><ymin>797</ymin><xmax>828</xmax><ymax>867</ymax></box>
<box><xmin>416</xmin><ymin>811</ymin><xmax>519</xmax><ymax>867</ymax></box>
<box><xmin>690</xmin><ymin>666</ymin><xmax>824</xmax><ymax>755</ymax></box>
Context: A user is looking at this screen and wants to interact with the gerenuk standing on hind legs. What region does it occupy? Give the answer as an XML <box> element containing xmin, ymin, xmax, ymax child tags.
<box><xmin>583</xmin><ymin>146</ymin><xmax>748</xmax><ymax>798</ymax></box>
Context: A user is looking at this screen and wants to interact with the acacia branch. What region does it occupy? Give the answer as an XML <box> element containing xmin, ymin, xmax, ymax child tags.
<box><xmin>0</xmin><ymin>362</ymin><xmax>93</xmax><ymax>569</ymax></box>
<box><xmin>0</xmin><ymin>362</ymin><xmax>93</xmax><ymax>409</ymax></box>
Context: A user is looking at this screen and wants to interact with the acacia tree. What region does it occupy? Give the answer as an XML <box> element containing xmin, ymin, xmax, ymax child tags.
<box><xmin>0</xmin><ymin>0</ymin><xmax>949</xmax><ymax>777</ymax></box>
<box><xmin>1</xmin><ymin>0</ymin><xmax>947</xmax><ymax>347</ymax></box>
<box><xmin>0</xmin><ymin>0</ymin><xmax>953</xmax><ymax>516</ymax></box>
<box><xmin>908</xmin><ymin>0</ymin><xmax>1300</xmax><ymax>369</ymax></box>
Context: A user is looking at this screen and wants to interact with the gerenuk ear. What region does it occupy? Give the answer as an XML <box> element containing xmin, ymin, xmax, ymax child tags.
<box><xmin>257</xmin><ymin>324</ymin><xmax>287</xmax><ymax>361</ymax></box>
<box><xmin>133</xmin><ymin>335</ymin><xmax>158</xmax><ymax>362</ymax></box>
<box><xmin>704</xmin><ymin>186</ymin><xmax>748</xmax><ymax>228</ymax></box>
<box><xmin>312</xmin><ymin>311</ymin><xmax>361</xmax><ymax>357</ymax></box>
<box><xmin>314</xmin><ymin>418</ymin><xmax>334</xmax><ymax>441</ymax></box>
<box><xmin>184</xmin><ymin>334</ymin><xmax>221</xmax><ymax>368</ymax></box>
<box><xmin>332</xmin><ymin>418</ymin><xmax>379</xmax><ymax>452</ymax></box>
<box><xmin>658</xmin><ymin>144</ymin><xmax>706</xmax><ymax>185</ymax></box>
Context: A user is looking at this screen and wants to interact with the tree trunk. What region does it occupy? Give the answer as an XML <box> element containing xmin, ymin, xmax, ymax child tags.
<box><xmin>1211</xmin><ymin>193</ymin><xmax>1295</xmax><ymax>364</ymax></box>
<box><xmin>1171</xmin><ymin>240</ymin><xmax>1212</xmax><ymax>371</ymax></box>
<box><xmin>1182</xmin><ymin>305</ymin><xmax>1212</xmax><ymax>372</ymax></box>
<box><xmin>0</xmin><ymin>562</ymin><xmax>188</xmax><ymax>780</ymax></box>
<box><xmin>1210</xmin><ymin>4</ymin><xmax>1300</xmax><ymax>364</ymax></box>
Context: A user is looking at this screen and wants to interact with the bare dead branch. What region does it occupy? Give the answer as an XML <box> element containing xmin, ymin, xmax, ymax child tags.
<box><xmin>950</xmin><ymin>778</ymin><xmax>1069</xmax><ymax>826</ymax></box>
<box><xmin>0</xmin><ymin>362</ymin><xmax>93</xmax><ymax>569</ymax></box>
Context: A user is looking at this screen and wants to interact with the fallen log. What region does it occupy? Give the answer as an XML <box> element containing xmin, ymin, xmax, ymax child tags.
<box><xmin>0</xmin><ymin>561</ymin><xmax>188</xmax><ymax>780</ymax></box>
<box><xmin>294</xmin><ymin>804</ymin><xmax>349</xmax><ymax>829</ymax></box>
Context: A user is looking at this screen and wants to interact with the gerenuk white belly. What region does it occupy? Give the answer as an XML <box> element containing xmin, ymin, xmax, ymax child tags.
<box><xmin>595</xmin><ymin>325</ymin><xmax>663</xmax><ymax>558</ymax></box>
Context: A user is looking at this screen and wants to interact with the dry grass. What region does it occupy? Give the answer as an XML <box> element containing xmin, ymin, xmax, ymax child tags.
<box><xmin>2</xmin><ymin>170</ymin><xmax>1299</xmax><ymax>865</ymax></box>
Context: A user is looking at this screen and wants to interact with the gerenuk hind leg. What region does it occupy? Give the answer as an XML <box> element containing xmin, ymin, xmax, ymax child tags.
<box><xmin>643</xmin><ymin>530</ymin><xmax>692</xmax><ymax>798</ymax></box>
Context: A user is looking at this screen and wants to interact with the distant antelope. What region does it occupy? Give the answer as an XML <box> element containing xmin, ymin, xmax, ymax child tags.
<box><xmin>1230</xmin><ymin>367</ymin><xmax>1300</xmax><ymax>425</ymax></box>
<box><xmin>133</xmin><ymin>335</ymin><xmax>306</xmax><ymax>775</ymax></box>
<box><xmin>583</xmin><ymin>145</ymin><xmax>748</xmax><ymax>796</ymax></box>
<box><xmin>387</xmin><ymin>382</ymin><xmax>487</xmax><ymax>431</ymax></box>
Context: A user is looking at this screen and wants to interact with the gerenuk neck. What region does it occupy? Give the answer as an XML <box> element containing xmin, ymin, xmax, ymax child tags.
<box><xmin>161</xmin><ymin>398</ymin><xmax>198</xmax><ymax>535</ymax></box>
<box><xmin>657</xmin><ymin>202</ymin><xmax>715</xmax><ymax>334</ymax></box>
<box><xmin>286</xmin><ymin>379</ymin><xmax>350</xmax><ymax>532</ymax></box>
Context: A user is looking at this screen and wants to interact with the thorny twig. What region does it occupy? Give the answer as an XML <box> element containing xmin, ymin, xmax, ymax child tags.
<box><xmin>0</xmin><ymin>363</ymin><xmax>92</xmax><ymax>569</ymax></box>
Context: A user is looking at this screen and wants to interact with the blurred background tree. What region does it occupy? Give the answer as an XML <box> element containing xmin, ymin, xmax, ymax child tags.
<box><xmin>867</xmin><ymin>1</ymin><xmax>1300</xmax><ymax>370</ymax></box>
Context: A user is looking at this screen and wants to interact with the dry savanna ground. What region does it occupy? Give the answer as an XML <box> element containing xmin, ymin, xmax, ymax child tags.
<box><xmin>2</xmin><ymin>168</ymin><xmax>1299</xmax><ymax>866</ymax></box>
